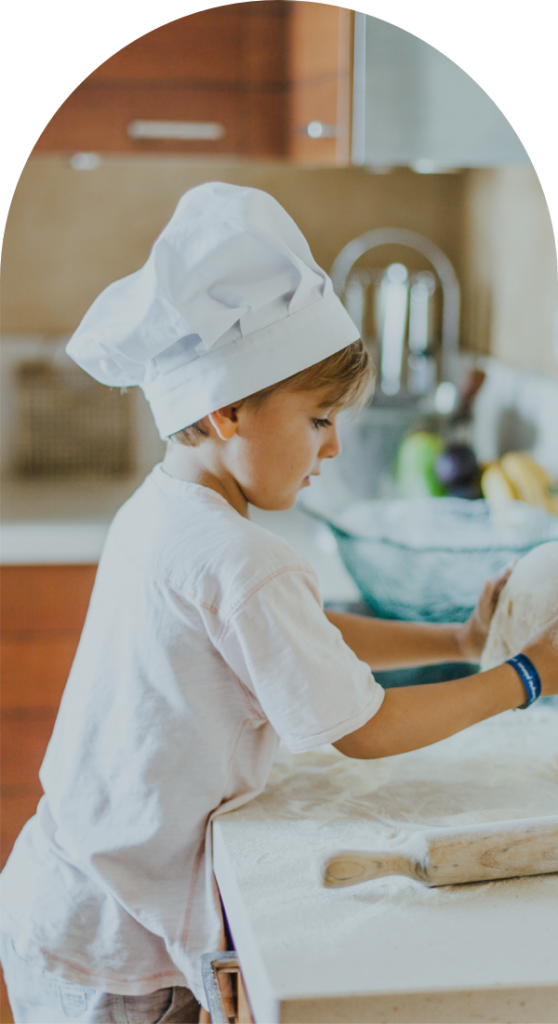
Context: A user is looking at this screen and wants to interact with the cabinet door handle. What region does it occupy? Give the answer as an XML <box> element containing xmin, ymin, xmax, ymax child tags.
<box><xmin>306</xmin><ymin>121</ymin><xmax>337</xmax><ymax>138</ymax></box>
<box><xmin>128</xmin><ymin>120</ymin><xmax>226</xmax><ymax>141</ymax></box>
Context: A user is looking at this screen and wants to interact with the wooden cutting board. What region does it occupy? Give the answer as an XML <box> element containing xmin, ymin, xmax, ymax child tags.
<box><xmin>319</xmin><ymin>815</ymin><xmax>558</xmax><ymax>888</ymax></box>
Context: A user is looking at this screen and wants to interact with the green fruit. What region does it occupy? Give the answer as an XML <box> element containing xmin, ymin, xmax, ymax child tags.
<box><xmin>395</xmin><ymin>431</ymin><xmax>447</xmax><ymax>498</ymax></box>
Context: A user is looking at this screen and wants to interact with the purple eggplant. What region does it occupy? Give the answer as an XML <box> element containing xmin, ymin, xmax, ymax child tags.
<box><xmin>435</xmin><ymin>443</ymin><xmax>479</xmax><ymax>488</ymax></box>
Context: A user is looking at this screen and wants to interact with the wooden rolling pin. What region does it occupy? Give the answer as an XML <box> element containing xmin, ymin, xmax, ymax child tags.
<box><xmin>319</xmin><ymin>815</ymin><xmax>558</xmax><ymax>888</ymax></box>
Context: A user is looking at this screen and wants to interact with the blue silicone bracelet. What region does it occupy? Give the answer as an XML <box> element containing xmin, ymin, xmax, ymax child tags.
<box><xmin>507</xmin><ymin>654</ymin><xmax>542</xmax><ymax>709</ymax></box>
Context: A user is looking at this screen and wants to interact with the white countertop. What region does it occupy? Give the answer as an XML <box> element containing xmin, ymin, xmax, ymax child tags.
<box><xmin>0</xmin><ymin>474</ymin><xmax>139</xmax><ymax>563</ymax></box>
<box><xmin>213</xmin><ymin>706</ymin><xmax>558</xmax><ymax>1023</ymax></box>
<box><xmin>0</xmin><ymin>479</ymin><xmax>360</xmax><ymax>602</ymax></box>
<box><xmin>0</xmin><ymin>519</ymin><xmax>111</xmax><ymax>564</ymax></box>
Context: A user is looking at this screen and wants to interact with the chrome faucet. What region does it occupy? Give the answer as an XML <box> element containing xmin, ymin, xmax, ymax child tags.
<box><xmin>330</xmin><ymin>228</ymin><xmax>461</xmax><ymax>393</ymax></box>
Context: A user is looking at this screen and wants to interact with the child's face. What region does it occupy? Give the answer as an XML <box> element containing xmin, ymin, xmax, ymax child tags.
<box><xmin>224</xmin><ymin>386</ymin><xmax>342</xmax><ymax>511</ymax></box>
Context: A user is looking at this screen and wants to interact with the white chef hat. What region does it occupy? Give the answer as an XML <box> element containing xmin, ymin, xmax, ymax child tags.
<box><xmin>66</xmin><ymin>182</ymin><xmax>359</xmax><ymax>438</ymax></box>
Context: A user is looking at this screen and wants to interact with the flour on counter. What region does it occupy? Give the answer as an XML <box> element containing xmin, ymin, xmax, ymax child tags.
<box><xmin>266</xmin><ymin>703</ymin><xmax>558</xmax><ymax>831</ymax></box>
<box><xmin>215</xmin><ymin>706</ymin><xmax>558</xmax><ymax>958</ymax></box>
<box><xmin>213</xmin><ymin>707</ymin><xmax>558</xmax><ymax>1016</ymax></box>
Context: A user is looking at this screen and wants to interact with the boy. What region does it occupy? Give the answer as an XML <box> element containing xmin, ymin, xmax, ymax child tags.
<box><xmin>1</xmin><ymin>183</ymin><xmax>556</xmax><ymax>1024</ymax></box>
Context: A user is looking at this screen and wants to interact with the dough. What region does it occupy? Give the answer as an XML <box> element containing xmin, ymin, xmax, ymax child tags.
<box><xmin>481</xmin><ymin>540</ymin><xmax>558</xmax><ymax>670</ymax></box>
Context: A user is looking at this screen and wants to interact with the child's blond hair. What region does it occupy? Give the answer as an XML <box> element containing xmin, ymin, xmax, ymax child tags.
<box><xmin>171</xmin><ymin>339</ymin><xmax>375</xmax><ymax>446</ymax></box>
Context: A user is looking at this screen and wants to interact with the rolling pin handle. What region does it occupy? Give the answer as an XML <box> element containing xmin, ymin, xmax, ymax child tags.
<box><xmin>318</xmin><ymin>849</ymin><xmax>417</xmax><ymax>888</ymax></box>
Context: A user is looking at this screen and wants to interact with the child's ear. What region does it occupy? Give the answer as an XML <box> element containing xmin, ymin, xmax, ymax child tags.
<box><xmin>208</xmin><ymin>406</ymin><xmax>239</xmax><ymax>441</ymax></box>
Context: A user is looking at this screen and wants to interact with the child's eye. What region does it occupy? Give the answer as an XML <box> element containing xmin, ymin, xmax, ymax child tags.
<box><xmin>312</xmin><ymin>418</ymin><xmax>332</xmax><ymax>429</ymax></box>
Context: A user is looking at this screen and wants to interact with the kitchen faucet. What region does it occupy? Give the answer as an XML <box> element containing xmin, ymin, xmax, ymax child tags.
<box><xmin>330</xmin><ymin>227</ymin><xmax>461</xmax><ymax>394</ymax></box>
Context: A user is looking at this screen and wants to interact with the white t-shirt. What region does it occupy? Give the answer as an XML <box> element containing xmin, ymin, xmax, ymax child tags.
<box><xmin>1</xmin><ymin>467</ymin><xmax>384</xmax><ymax>1003</ymax></box>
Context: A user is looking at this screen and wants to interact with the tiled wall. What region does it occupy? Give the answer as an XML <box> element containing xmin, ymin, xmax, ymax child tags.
<box><xmin>1</xmin><ymin>157</ymin><xmax>467</xmax><ymax>335</ymax></box>
<box><xmin>3</xmin><ymin>158</ymin><xmax>556</xmax><ymax>379</ymax></box>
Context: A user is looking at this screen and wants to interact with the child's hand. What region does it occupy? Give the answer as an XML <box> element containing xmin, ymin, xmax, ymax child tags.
<box><xmin>455</xmin><ymin>560</ymin><xmax>517</xmax><ymax>663</ymax></box>
<box><xmin>521</xmin><ymin>615</ymin><xmax>558</xmax><ymax>697</ymax></box>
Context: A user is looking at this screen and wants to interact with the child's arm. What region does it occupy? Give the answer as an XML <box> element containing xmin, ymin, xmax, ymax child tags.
<box><xmin>326</xmin><ymin>562</ymin><xmax>514</xmax><ymax>669</ymax></box>
<box><xmin>333</xmin><ymin>617</ymin><xmax>558</xmax><ymax>759</ymax></box>
<box><xmin>325</xmin><ymin>614</ymin><xmax>467</xmax><ymax>669</ymax></box>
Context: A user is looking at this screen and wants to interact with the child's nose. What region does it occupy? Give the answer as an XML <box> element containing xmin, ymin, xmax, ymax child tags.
<box><xmin>321</xmin><ymin>425</ymin><xmax>342</xmax><ymax>459</ymax></box>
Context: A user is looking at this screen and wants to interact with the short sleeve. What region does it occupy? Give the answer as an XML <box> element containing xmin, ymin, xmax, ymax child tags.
<box><xmin>218</xmin><ymin>567</ymin><xmax>385</xmax><ymax>752</ymax></box>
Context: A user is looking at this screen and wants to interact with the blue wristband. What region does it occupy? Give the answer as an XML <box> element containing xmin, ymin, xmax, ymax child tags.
<box><xmin>506</xmin><ymin>654</ymin><xmax>542</xmax><ymax>709</ymax></box>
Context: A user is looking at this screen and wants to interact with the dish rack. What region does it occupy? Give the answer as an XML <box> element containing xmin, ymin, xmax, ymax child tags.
<box><xmin>14</xmin><ymin>357</ymin><xmax>134</xmax><ymax>478</ymax></box>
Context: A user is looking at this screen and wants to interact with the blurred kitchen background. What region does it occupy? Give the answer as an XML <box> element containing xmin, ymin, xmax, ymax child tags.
<box><xmin>2</xmin><ymin>3</ymin><xmax>557</xmax><ymax>522</ymax></box>
<box><xmin>2</xmin><ymin>3</ymin><xmax>557</xmax><ymax>523</ymax></box>
<box><xmin>1</xmin><ymin>9</ymin><xmax>558</xmax><ymax>1011</ymax></box>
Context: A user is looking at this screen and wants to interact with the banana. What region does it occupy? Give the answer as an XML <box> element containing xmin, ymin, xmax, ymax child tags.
<box><xmin>480</xmin><ymin>462</ymin><xmax>519</xmax><ymax>504</ymax></box>
<box><xmin>481</xmin><ymin>454</ymin><xmax>558</xmax><ymax>516</ymax></box>
<box><xmin>500</xmin><ymin>452</ymin><xmax>558</xmax><ymax>514</ymax></box>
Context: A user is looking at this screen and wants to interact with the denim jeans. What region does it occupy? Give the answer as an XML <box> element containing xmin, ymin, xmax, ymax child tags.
<box><xmin>0</xmin><ymin>933</ymin><xmax>200</xmax><ymax>1024</ymax></box>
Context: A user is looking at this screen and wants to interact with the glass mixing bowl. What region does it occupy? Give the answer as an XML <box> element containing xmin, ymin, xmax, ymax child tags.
<box><xmin>306</xmin><ymin>497</ymin><xmax>558</xmax><ymax>623</ymax></box>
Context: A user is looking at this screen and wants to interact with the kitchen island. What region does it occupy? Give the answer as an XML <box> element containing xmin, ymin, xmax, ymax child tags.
<box><xmin>213</xmin><ymin>706</ymin><xmax>558</xmax><ymax>1023</ymax></box>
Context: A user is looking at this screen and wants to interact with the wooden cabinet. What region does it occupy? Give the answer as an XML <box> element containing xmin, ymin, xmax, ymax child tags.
<box><xmin>0</xmin><ymin>565</ymin><xmax>97</xmax><ymax>869</ymax></box>
<box><xmin>31</xmin><ymin>2</ymin><xmax>354</xmax><ymax>165</ymax></box>
<box><xmin>288</xmin><ymin>3</ymin><xmax>353</xmax><ymax>165</ymax></box>
<box><xmin>0</xmin><ymin>565</ymin><xmax>96</xmax><ymax>1022</ymax></box>
<box><xmin>33</xmin><ymin>2</ymin><xmax>290</xmax><ymax>157</ymax></box>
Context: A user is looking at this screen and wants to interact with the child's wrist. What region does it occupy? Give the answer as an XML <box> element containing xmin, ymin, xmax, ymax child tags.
<box><xmin>520</xmin><ymin>649</ymin><xmax>556</xmax><ymax>699</ymax></box>
<box><xmin>506</xmin><ymin>653</ymin><xmax>542</xmax><ymax>708</ymax></box>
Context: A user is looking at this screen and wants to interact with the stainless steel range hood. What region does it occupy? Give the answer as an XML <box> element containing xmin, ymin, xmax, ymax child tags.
<box><xmin>352</xmin><ymin>14</ymin><xmax>530</xmax><ymax>169</ymax></box>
